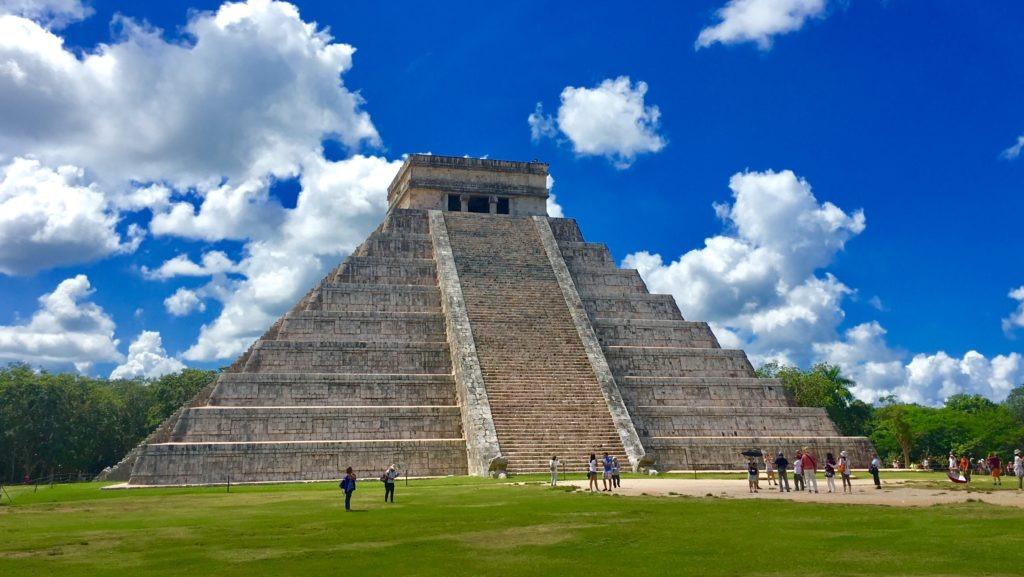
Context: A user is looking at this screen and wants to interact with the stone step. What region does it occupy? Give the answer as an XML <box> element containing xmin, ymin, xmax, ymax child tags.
<box><xmin>332</xmin><ymin>256</ymin><xmax>437</xmax><ymax>286</ymax></box>
<box><xmin>129</xmin><ymin>438</ymin><xmax>468</xmax><ymax>485</ymax></box>
<box><xmin>211</xmin><ymin>373</ymin><xmax>457</xmax><ymax>407</ymax></box>
<box><xmin>353</xmin><ymin>233</ymin><xmax>434</xmax><ymax>259</ymax></box>
<box><xmin>547</xmin><ymin>218</ymin><xmax>584</xmax><ymax>242</ymax></box>
<box><xmin>312</xmin><ymin>284</ymin><xmax>441</xmax><ymax>313</ymax></box>
<box><xmin>564</xmin><ymin>269</ymin><xmax>648</xmax><ymax>297</ymax></box>
<box><xmin>630</xmin><ymin>406</ymin><xmax>839</xmax><ymax>438</ymax></box>
<box><xmin>604</xmin><ymin>346</ymin><xmax>755</xmax><ymax>378</ymax></box>
<box><xmin>277</xmin><ymin>311</ymin><xmax>445</xmax><ymax>342</ymax></box>
<box><xmin>557</xmin><ymin>241</ymin><xmax>615</xmax><ymax>268</ymax></box>
<box><xmin>617</xmin><ymin>376</ymin><xmax>792</xmax><ymax>407</ymax></box>
<box><xmin>172</xmin><ymin>405</ymin><xmax>463</xmax><ymax>442</ymax></box>
<box><xmin>380</xmin><ymin>209</ymin><xmax>430</xmax><ymax>235</ymax></box>
<box><xmin>593</xmin><ymin>319</ymin><xmax>720</xmax><ymax>348</ymax></box>
<box><xmin>243</xmin><ymin>341</ymin><xmax>451</xmax><ymax>374</ymax></box>
<box><xmin>583</xmin><ymin>294</ymin><xmax>683</xmax><ymax>321</ymax></box>
<box><xmin>645</xmin><ymin>436</ymin><xmax>875</xmax><ymax>471</ymax></box>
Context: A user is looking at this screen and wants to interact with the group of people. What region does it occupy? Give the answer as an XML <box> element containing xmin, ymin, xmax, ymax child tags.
<box><xmin>575</xmin><ymin>453</ymin><xmax>621</xmax><ymax>491</ymax></box>
<box><xmin>338</xmin><ymin>464</ymin><xmax>400</xmax><ymax>511</ymax></box>
<box><xmin>948</xmin><ymin>449</ymin><xmax>1024</xmax><ymax>487</ymax></box>
<box><xmin>747</xmin><ymin>448</ymin><xmax>882</xmax><ymax>494</ymax></box>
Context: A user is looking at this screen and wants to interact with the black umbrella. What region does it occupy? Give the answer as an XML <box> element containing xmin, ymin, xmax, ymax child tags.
<box><xmin>740</xmin><ymin>449</ymin><xmax>763</xmax><ymax>458</ymax></box>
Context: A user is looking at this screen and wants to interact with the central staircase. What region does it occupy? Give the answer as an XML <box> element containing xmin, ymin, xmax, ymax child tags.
<box><xmin>444</xmin><ymin>213</ymin><xmax>627</xmax><ymax>473</ymax></box>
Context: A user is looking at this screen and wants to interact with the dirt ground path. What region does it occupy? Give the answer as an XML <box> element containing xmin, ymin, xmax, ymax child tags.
<box><xmin>565</xmin><ymin>477</ymin><xmax>1024</xmax><ymax>508</ymax></box>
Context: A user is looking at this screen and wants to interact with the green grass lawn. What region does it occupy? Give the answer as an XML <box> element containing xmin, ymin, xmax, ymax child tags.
<box><xmin>2</xmin><ymin>476</ymin><xmax>1024</xmax><ymax>576</ymax></box>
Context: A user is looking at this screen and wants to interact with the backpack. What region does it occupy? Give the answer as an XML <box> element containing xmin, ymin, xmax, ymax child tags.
<box><xmin>380</xmin><ymin>473</ymin><xmax>389</xmax><ymax>483</ymax></box>
<box><xmin>339</xmin><ymin>478</ymin><xmax>347</xmax><ymax>490</ymax></box>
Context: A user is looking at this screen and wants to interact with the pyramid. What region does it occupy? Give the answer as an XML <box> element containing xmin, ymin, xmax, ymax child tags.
<box><xmin>110</xmin><ymin>155</ymin><xmax>873</xmax><ymax>485</ymax></box>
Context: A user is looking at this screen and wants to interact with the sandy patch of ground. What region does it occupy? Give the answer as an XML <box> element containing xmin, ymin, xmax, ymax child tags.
<box><xmin>564</xmin><ymin>477</ymin><xmax>1024</xmax><ymax>508</ymax></box>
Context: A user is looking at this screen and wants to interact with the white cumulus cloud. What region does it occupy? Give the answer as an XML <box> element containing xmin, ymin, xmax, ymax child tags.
<box><xmin>0</xmin><ymin>274</ymin><xmax>121</xmax><ymax>371</ymax></box>
<box><xmin>0</xmin><ymin>0</ymin><xmax>378</xmax><ymax>189</ymax></box>
<box><xmin>0</xmin><ymin>157</ymin><xmax>141</xmax><ymax>275</ymax></box>
<box><xmin>1003</xmin><ymin>286</ymin><xmax>1024</xmax><ymax>336</ymax></box>
<box><xmin>696</xmin><ymin>0</ymin><xmax>827</xmax><ymax>50</ymax></box>
<box><xmin>164</xmin><ymin>288</ymin><xmax>207</xmax><ymax>317</ymax></box>
<box><xmin>0</xmin><ymin>0</ymin><xmax>91</xmax><ymax>29</ymax></box>
<box><xmin>625</xmin><ymin>169</ymin><xmax>1023</xmax><ymax>405</ymax></box>
<box><xmin>1001</xmin><ymin>135</ymin><xmax>1024</xmax><ymax>160</ymax></box>
<box><xmin>530</xmin><ymin>76</ymin><xmax>666</xmax><ymax>169</ymax></box>
<box><xmin>109</xmin><ymin>330</ymin><xmax>185</xmax><ymax>380</ymax></box>
<box><xmin>143</xmin><ymin>251</ymin><xmax>239</xmax><ymax>281</ymax></box>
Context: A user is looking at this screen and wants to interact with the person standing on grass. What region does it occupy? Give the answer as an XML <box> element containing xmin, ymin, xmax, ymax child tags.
<box><xmin>774</xmin><ymin>451</ymin><xmax>790</xmax><ymax>492</ymax></box>
<box><xmin>340</xmin><ymin>467</ymin><xmax>357</xmax><ymax>511</ymax></box>
<box><xmin>792</xmin><ymin>450</ymin><xmax>804</xmax><ymax>491</ymax></box>
<box><xmin>801</xmin><ymin>449</ymin><xmax>819</xmax><ymax>494</ymax></box>
<box><xmin>824</xmin><ymin>452</ymin><xmax>837</xmax><ymax>493</ymax></box>
<box><xmin>763</xmin><ymin>451</ymin><xmax>776</xmax><ymax>487</ymax></box>
<box><xmin>588</xmin><ymin>453</ymin><xmax>599</xmax><ymax>492</ymax></box>
<box><xmin>838</xmin><ymin>451</ymin><xmax>852</xmax><ymax>494</ymax></box>
<box><xmin>747</xmin><ymin>458</ymin><xmax>759</xmax><ymax>493</ymax></box>
<box><xmin>382</xmin><ymin>464</ymin><xmax>399</xmax><ymax>503</ymax></box>
<box><xmin>988</xmin><ymin>454</ymin><xmax>1002</xmax><ymax>486</ymax></box>
<box><xmin>1015</xmin><ymin>449</ymin><xmax>1024</xmax><ymax>490</ymax></box>
<box><xmin>959</xmin><ymin>455</ymin><xmax>971</xmax><ymax>483</ymax></box>
<box><xmin>602</xmin><ymin>452</ymin><xmax>614</xmax><ymax>492</ymax></box>
<box><xmin>948</xmin><ymin>452</ymin><xmax>958</xmax><ymax>475</ymax></box>
<box><xmin>611</xmin><ymin>457</ymin><xmax>621</xmax><ymax>489</ymax></box>
<box><xmin>549</xmin><ymin>456</ymin><xmax>559</xmax><ymax>487</ymax></box>
<box><xmin>869</xmin><ymin>454</ymin><xmax>881</xmax><ymax>489</ymax></box>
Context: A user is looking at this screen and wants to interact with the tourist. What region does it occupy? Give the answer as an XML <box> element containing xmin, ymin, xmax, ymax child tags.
<box><xmin>1015</xmin><ymin>450</ymin><xmax>1024</xmax><ymax>490</ymax></box>
<box><xmin>549</xmin><ymin>455</ymin><xmax>559</xmax><ymax>487</ymax></box>
<box><xmin>959</xmin><ymin>454</ymin><xmax>971</xmax><ymax>482</ymax></box>
<box><xmin>869</xmin><ymin>454</ymin><xmax>881</xmax><ymax>489</ymax></box>
<box><xmin>838</xmin><ymin>451</ymin><xmax>852</xmax><ymax>493</ymax></box>
<box><xmin>792</xmin><ymin>450</ymin><xmax>805</xmax><ymax>491</ymax></box>
<box><xmin>801</xmin><ymin>449</ymin><xmax>819</xmax><ymax>494</ymax></box>
<box><xmin>774</xmin><ymin>451</ymin><xmax>790</xmax><ymax>492</ymax></box>
<box><xmin>382</xmin><ymin>464</ymin><xmax>399</xmax><ymax>503</ymax></box>
<box><xmin>611</xmin><ymin>457</ymin><xmax>621</xmax><ymax>489</ymax></box>
<box><xmin>747</xmin><ymin>458</ymin><xmax>759</xmax><ymax>493</ymax></box>
<box><xmin>824</xmin><ymin>452</ymin><xmax>837</xmax><ymax>493</ymax></box>
<box><xmin>763</xmin><ymin>451</ymin><xmax>776</xmax><ymax>487</ymax></box>
<box><xmin>988</xmin><ymin>454</ymin><xmax>1002</xmax><ymax>486</ymax></box>
<box><xmin>602</xmin><ymin>452</ymin><xmax>614</xmax><ymax>492</ymax></box>
<box><xmin>340</xmin><ymin>467</ymin><xmax>357</xmax><ymax>511</ymax></box>
<box><xmin>948</xmin><ymin>452</ymin><xmax>957</xmax><ymax>474</ymax></box>
<box><xmin>588</xmin><ymin>453</ymin><xmax>599</xmax><ymax>492</ymax></box>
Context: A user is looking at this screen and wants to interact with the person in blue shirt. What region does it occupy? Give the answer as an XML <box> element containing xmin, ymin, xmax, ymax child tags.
<box><xmin>602</xmin><ymin>452</ymin><xmax>614</xmax><ymax>492</ymax></box>
<box><xmin>340</xmin><ymin>467</ymin><xmax>357</xmax><ymax>511</ymax></box>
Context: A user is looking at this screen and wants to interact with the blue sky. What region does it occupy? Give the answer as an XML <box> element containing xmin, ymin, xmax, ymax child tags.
<box><xmin>0</xmin><ymin>0</ymin><xmax>1021</xmax><ymax>404</ymax></box>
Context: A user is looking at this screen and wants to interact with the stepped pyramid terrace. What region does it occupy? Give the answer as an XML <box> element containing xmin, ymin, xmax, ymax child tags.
<box><xmin>107</xmin><ymin>154</ymin><xmax>874</xmax><ymax>485</ymax></box>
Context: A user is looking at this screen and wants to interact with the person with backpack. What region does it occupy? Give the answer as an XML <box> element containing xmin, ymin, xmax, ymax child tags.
<box><xmin>381</xmin><ymin>464</ymin><xmax>399</xmax><ymax>503</ymax></box>
<box><xmin>340</xmin><ymin>467</ymin><xmax>357</xmax><ymax>511</ymax></box>
<box><xmin>774</xmin><ymin>451</ymin><xmax>790</xmax><ymax>492</ymax></box>
<box><xmin>838</xmin><ymin>451</ymin><xmax>852</xmax><ymax>493</ymax></box>
<box><xmin>824</xmin><ymin>452</ymin><xmax>837</xmax><ymax>493</ymax></box>
<box><xmin>747</xmin><ymin>458</ymin><xmax>760</xmax><ymax>493</ymax></box>
<box><xmin>611</xmin><ymin>457</ymin><xmax>621</xmax><ymax>489</ymax></box>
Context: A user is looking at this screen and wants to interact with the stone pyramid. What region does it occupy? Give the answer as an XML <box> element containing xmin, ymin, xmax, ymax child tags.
<box><xmin>112</xmin><ymin>155</ymin><xmax>873</xmax><ymax>485</ymax></box>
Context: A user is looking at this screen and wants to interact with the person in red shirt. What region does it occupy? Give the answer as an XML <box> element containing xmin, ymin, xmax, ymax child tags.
<box><xmin>988</xmin><ymin>454</ymin><xmax>1002</xmax><ymax>486</ymax></box>
<box><xmin>800</xmin><ymin>449</ymin><xmax>819</xmax><ymax>493</ymax></box>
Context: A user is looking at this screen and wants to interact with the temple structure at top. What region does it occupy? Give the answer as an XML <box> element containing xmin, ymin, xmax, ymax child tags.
<box><xmin>104</xmin><ymin>154</ymin><xmax>873</xmax><ymax>485</ymax></box>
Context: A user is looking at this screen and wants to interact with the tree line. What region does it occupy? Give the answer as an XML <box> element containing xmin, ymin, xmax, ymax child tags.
<box><xmin>757</xmin><ymin>361</ymin><xmax>1024</xmax><ymax>467</ymax></box>
<box><xmin>0</xmin><ymin>363</ymin><xmax>216</xmax><ymax>484</ymax></box>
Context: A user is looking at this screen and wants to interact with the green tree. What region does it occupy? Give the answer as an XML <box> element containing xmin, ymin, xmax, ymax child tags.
<box><xmin>944</xmin><ymin>394</ymin><xmax>997</xmax><ymax>414</ymax></box>
<box><xmin>1003</xmin><ymin>385</ymin><xmax>1024</xmax><ymax>423</ymax></box>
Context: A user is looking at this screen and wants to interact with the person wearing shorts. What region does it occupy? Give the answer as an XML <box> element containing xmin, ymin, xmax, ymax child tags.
<box><xmin>838</xmin><ymin>451</ymin><xmax>852</xmax><ymax>493</ymax></box>
<box><xmin>602</xmin><ymin>452</ymin><xmax>614</xmax><ymax>492</ymax></box>
<box><xmin>587</xmin><ymin>453</ymin><xmax>599</xmax><ymax>492</ymax></box>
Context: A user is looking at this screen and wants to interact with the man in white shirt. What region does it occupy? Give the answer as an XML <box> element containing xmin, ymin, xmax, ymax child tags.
<box><xmin>549</xmin><ymin>456</ymin><xmax>559</xmax><ymax>487</ymax></box>
<box><xmin>869</xmin><ymin>453</ymin><xmax>882</xmax><ymax>489</ymax></box>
